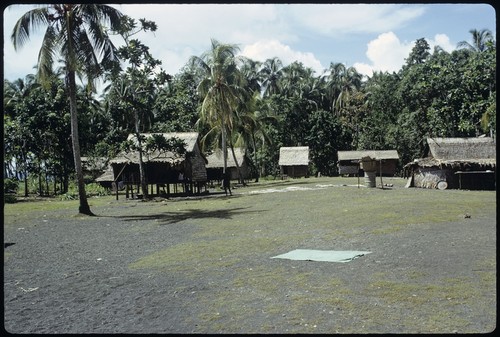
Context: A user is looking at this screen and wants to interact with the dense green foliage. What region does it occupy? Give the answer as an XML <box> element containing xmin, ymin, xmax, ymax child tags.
<box><xmin>4</xmin><ymin>21</ymin><xmax>496</xmax><ymax>195</ymax></box>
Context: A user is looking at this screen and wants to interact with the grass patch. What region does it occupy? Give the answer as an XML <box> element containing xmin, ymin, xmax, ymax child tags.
<box><xmin>3</xmin><ymin>195</ymin><xmax>116</xmax><ymax>228</ymax></box>
<box><xmin>364</xmin><ymin>274</ymin><xmax>493</xmax><ymax>332</ymax></box>
<box><xmin>190</xmin><ymin>264</ymin><xmax>356</xmax><ymax>333</ymax></box>
<box><xmin>128</xmin><ymin>236</ymin><xmax>283</xmax><ymax>272</ymax></box>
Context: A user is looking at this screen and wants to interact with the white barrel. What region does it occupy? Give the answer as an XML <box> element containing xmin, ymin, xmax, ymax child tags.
<box><xmin>364</xmin><ymin>171</ymin><xmax>376</xmax><ymax>188</ymax></box>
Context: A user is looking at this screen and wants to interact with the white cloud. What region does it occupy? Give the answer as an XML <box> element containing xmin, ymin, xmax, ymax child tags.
<box><xmin>2</xmin><ymin>4</ymin><xmax>473</xmax><ymax>82</ymax></box>
<box><xmin>352</xmin><ymin>63</ymin><xmax>376</xmax><ymax>78</ymax></box>
<box><xmin>114</xmin><ymin>4</ymin><xmax>290</xmax><ymax>46</ymax></box>
<box><xmin>240</xmin><ymin>40</ymin><xmax>324</xmax><ymax>75</ymax></box>
<box><xmin>430</xmin><ymin>33</ymin><xmax>454</xmax><ymax>52</ymax></box>
<box><xmin>288</xmin><ymin>4</ymin><xmax>426</xmax><ymax>35</ymax></box>
<box><xmin>368</xmin><ymin>32</ymin><xmax>412</xmax><ymax>70</ymax></box>
<box><xmin>107</xmin><ymin>4</ymin><xmax>430</xmax><ymax>78</ymax></box>
<box><xmin>354</xmin><ymin>32</ymin><xmax>412</xmax><ymax>76</ymax></box>
<box><xmin>354</xmin><ymin>31</ymin><xmax>457</xmax><ymax>77</ymax></box>
<box><xmin>112</xmin><ymin>4</ymin><xmax>297</xmax><ymax>75</ymax></box>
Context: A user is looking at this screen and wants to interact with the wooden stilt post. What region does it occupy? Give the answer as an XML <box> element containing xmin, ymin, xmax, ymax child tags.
<box><xmin>380</xmin><ymin>159</ymin><xmax>383</xmax><ymax>189</ymax></box>
<box><xmin>357</xmin><ymin>161</ymin><xmax>360</xmax><ymax>188</ymax></box>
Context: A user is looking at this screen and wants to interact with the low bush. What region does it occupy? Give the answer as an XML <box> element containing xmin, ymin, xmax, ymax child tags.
<box><xmin>4</xmin><ymin>178</ymin><xmax>19</xmax><ymax>203</ymax></box>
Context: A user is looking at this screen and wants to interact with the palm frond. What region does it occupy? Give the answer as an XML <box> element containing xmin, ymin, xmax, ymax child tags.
<box><xmin>37</xmin><ymin>25</ymin><xmax>57</xmax><ymax>84</ymax></box>
<box><xmin>80</xmin><ymin>5</ymin><xmax>120</xmax><ymax>64</ymax></box>
<box><xmin>11</xmin><ymin>7</ymin><xmax>49</xmax><ymax>50</ymax></box>
<box><xmin>78</xmin><ymin>4</ymin><xmax>123</xmax><ymax>31</ymax></box>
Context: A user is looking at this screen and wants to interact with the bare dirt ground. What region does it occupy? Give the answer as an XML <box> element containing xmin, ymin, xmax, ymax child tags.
<box><xmin>3</xmin><ymin>178</ymin><xmax>497</xmax><ymax>334</ymax></box>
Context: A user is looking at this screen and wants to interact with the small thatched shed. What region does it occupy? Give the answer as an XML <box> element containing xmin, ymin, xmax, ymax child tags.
<box><xmin>404</xmin><ymin>137</ymin><xmax>496</xmax><ymax>190</ymax></box>
<box><xmin>109</xmin><ymin>132</ymin><xmax>207</xmax><ymax>196</ymax></box>
<box><xmin>337</xmin><ymin>150</ymin><xmax>400</xmax><ymax>176</ymax></box>
<box><xmin>95</xmin><ymin>167</ymin><xmax>114</xmax><ymax>190</ymax></box>
<box><xmin>81</xmin><ymin>156</ymin><xmax>109</xmax><ymax>182</ymax></box>
<box><xmin>205</xmin><ymin>148</ymin><xmax>250</xmax><ymax>182</ymax></box>
<box><xmin>279</xmin><ymin>146</ymin><xmax>309</xmax><ymax>178</ymax></box>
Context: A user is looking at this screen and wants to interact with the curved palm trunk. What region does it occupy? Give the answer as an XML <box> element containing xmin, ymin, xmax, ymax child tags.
<box><xmin>222</xmin><ymin>125</ymin><xmax>227</xmax><ymax>174</ymax></box>
<box><xmin>67</xmin><ymin>70</ymin><xmax>93</xmax><ymax>215</ymax></box>
<box><xmin>228</xmin><ymin>140</ymin><xmax>245</xmax><ymax>186</ymax></box>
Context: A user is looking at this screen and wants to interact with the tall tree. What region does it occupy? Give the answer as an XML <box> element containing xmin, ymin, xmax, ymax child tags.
<box><xmin>259</xmin><ymin>57</ymin><xmax>284</xmax><ymax>98</ymax></box>
<box><xmin>239</xmin><ymin>56</ymin><xmax>262</xmax><ymax>95</ymax></box>
<box><xmin>4</xmin><ymin>75</ymin><xmax>39</xmax><ymax>195</ymax></box>
<box><xmin>4</xmin><ymin>75</ymin><xmax>74</xmax><ymax>196</ymax></box>
<box><xmin>405</xmin><ymin>38</ymin><xmax>431</xmax><ymax>66</ymax></box>
<box><xmin>105</xmin><ymin>16</ymin><xmax>171</xmax><ymax>198</ymax></box>
<box><xmin>153</xmin><ymin>68</ymin><xmax>200</xmax><ymax>132</ymax></box>
<box><xmin>334</xmin><ymin>66</ymin><xmax>362</xmax><ymax>113</ymax></box>
<box><xmin>324</xmin><ymin>62</ymin><xmax>346</xmax><ymax>113</ymax></box>
<box><xmin>234</xmin><ymin>89</ymin><xmax>278</xmax><ymax>181</ymax></box>
<box><xmin>190</xmin><ymin>39</ymin><xmax>243</xmax><ymax>174</ymax></box>
<box><xmin>11</xmin><ymin>4</ymin><xmax>123</xmax><ymax>215</ymax></box>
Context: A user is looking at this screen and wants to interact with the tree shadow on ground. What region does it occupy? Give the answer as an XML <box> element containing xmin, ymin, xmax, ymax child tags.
<box><xmin>111</xmin><ymin>206</ymin><xmax>265</xmax><ymax>225</ymax></box>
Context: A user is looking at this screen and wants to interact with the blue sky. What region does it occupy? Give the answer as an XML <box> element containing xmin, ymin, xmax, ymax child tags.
<box><xmin>3</xmin><ymin>3</ymin><xmax>496</xmax><ymax>82</ymax></box>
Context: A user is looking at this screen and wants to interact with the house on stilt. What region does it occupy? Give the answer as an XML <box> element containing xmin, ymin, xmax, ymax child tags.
<box><xmin>108</xmin><ymin>132</ymin><xmax>207</xmax><ymax>198</ymax></box>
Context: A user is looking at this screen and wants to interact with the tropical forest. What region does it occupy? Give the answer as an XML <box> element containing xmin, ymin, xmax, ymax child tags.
<box><xmin>3</xmin><ymin>5</ymin><xmax>496</xmax><ymax>212</ymax></box>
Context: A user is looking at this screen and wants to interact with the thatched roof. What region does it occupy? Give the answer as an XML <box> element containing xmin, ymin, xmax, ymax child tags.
<box><xmin>206</xmin><ymin>148</ymin><xmax>246</xmax><ymax>168</ymax></box>
<box><xmin>407</xmin><ymin>137</ymin><xmax>496</xmax><ymax>168</ymax></box>
<box><xmin>95</xmin><ymin>168</ymin><xmax>114</xmax><ymax>182</ymax></box>
<box><xmin>81</xmin><ymin>157</ymin><xmax>109</xmax><ymax>171</ymax></box>
<box><xmin>427</xmin><ymin>137</ymin><xmax>496</xmax><ymax>160</ymax></box>
<box><xmin>109</xmin><ymin>132</ymin><xmax>200</xmax><ymax>165</ymax></box>
<box><xmin>279</xmin><ymin>146</ymin><xmax>309</xmax><ymax>166</ymax></box>
<box><xmin>338</xmin><ymin>150</ymin><xmax>399</xmax><ymax>161</ymax></box>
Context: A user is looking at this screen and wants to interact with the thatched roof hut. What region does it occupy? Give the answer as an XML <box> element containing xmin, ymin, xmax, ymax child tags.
<box><xmin>337</xmin><ymin>150</ymin><xmax>399</xmax><ymax>176</ymax></box>
<box><xmin>109</xmin><ymin>132</ymin><xmax>207</xmax><ymax>195</ymax></box>
<box><xmin>279</xmin><ymin>146</ymin><xmax>309</xmax><ymax>178</ymax></box>
<box><xmin>413</xmin><ymin>137</ymin><xmax>496</xmax><ymax>168</ymax></box>
<box><xmin>95</xmin><ymin>167</ymin><xmax>114</xmax><ymax>189</ymax></box>
<box><xmin>81</xmin><ymin>156</ymin><xmax>109</xmax><ymax>181</ymax></box>
<box><xmin>404</xmin><ymin>137</ymin><xmax>496</xmax><ymax>190</ymax></box>
<box><xmin>205</xmin><ymin>148</ymin><xmax>250</xmax><ymax>181</ymax></box>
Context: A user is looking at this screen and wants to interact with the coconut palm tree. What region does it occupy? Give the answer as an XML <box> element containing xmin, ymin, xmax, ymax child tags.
<box><xmin>239</xmin><ymin>56</ymin><xmax>262</xmax><ymax>95</ymax></box>
<box><xmin>11</xmin><ymin>4</ymin><xmax>123</xmax><ymax>215</ymax></box>
<box><xmin>234</xmin><ymin>92</ymin><xmax>277</xmax><ymax>181</ymax></box>
<box><xmin>3</xmin><ymin>75</ymin><xmax>39</xmax><ymax>110</ymax></box>
<box><xmin>334</xmin><ymin>66</ymin><xmax>362</xmax><ymax>114</ymax></box>
<box><xmin>190</xmin><ymin>39</ymin><xmax>243</xmax><ymax>174</ymax></box>
<box><xmin>280</xmin><ymin>61</ymin><xmax>310</xmax><ymax>97</ymax></box>
<box><xmin>324</xmin><ymin>62</ymin><xmax>362</xmax><ymax>115</ymax></box>
<box><xmin>259</xmin><ymin>57</ymin><xmax>284</xmax><ymax>97</ymax></box>
<box><xmin>457</xmin><ymin>28</ymin><xmax>494</xmax><ymax>52</ymax></box>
